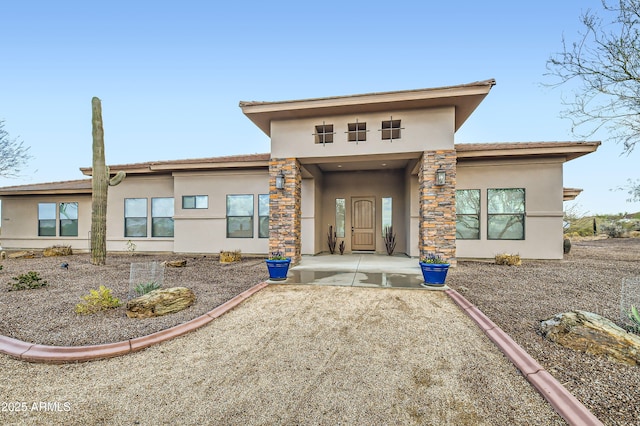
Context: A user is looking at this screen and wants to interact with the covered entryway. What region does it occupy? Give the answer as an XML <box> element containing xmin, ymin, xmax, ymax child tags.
<box><xmin>351</xmin><ymin>197</ymin><xmax>375</xmax><ymax>251</ymax></box>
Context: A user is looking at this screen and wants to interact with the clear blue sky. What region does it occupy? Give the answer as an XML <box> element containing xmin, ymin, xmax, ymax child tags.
<box><xmin>1</xmin><ymin>0</ymin><xmax>638</xmax><ymax>215</ymax></box>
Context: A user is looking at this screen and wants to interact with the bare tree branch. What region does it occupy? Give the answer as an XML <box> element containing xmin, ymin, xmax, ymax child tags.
<box><xmin>0</xmin><ymin>120</ymin><xmax>32</xmax><ymax>178</ymax></box>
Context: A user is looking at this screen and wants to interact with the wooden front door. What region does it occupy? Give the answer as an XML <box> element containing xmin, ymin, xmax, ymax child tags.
<box><xmin>351</xmin><ymin>197</ymin><xmax>375</xmax><ymax>251</ymax></box>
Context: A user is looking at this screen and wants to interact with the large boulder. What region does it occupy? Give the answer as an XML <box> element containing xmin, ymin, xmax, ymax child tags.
<box><xmin>540</xmin><ymin>310</ymin><xmax>640</xmax><ymax>366</ymax></box>
<box><xmin>126</xmin><ymin>287</ymin><xmax>196</xmax><ymax>319</ymax></box>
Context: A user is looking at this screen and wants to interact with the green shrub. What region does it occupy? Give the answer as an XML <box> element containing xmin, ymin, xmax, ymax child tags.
<box><xmin>8</xmin><ymin>271</ymin><xmax>48</xmax><ymax>291</ymax></box>
<box><xmin>75</xmin><ymin>285</ymin><xmax>121</xmax><ymax>315</ymax></box>
<box><xmin>626</xmin><ymin>305</ymin><xmax>640</xmax><ymax>334</ymax></box>
<box><xmin>134</xmin><ymin>281</ymin><xmax>160</xmax><ymax>297</ymax></box>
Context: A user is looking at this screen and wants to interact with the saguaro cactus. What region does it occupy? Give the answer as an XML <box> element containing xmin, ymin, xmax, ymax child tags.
<box><xmin>91</xmin><ymin>97</ymin><xmax>125</xmax><ymax>265</ymax></box>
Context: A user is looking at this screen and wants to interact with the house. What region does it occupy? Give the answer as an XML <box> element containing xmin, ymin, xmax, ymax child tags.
<box><xmin>0</xmin><ymin>80</ymin><xmax>600</xmax><ymax>263</ymax></box>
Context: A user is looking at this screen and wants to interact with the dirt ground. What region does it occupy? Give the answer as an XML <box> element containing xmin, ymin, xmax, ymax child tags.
<box><xmin>1</xmin><ymin>238</ymin><xmax>639</xmax><ymax>424</ymax></box>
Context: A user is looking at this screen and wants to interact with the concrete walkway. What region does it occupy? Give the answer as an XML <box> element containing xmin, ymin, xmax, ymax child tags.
<box><xmin>277</xmin><ymin>253</ymin><xmax>441</xmax><ymax>289</ymax></box>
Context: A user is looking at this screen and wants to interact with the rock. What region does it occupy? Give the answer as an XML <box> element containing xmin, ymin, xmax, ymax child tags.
<box><xmin>162</xmin><ymin>259</ymin><xmax>187</xmax><ymax>268</ymax></box>
<box><xmin>43</xmin><ymin>245</ymin><xmax>73</xmax><ymax>257</ymax></box>
<box><xmin>540</xmin><ymin>310</ymin><xmax>640</xmax><ymax>366</ymax></box>
<box><xmin>8</xmin><ymin>251</ymin><xmax>35</xmax><ymax>259</ymax></box>
<box><xmin>126</xmin><ymin>287</ymin><xmax>196</xmax><ymax>319</ymax></box>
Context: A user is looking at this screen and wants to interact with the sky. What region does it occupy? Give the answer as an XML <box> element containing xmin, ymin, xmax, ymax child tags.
<box><xmin>0</xmin><ymin>0</ymin><xmax>638</xmax><ymax>215</ymax></box>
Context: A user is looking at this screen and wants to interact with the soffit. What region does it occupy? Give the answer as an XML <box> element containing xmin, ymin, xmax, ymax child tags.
<box><xmin>455</xmin><ymin>141</ymin><xmax>601</xmax><ymax>162</ymax></box>
<box><xmin>240</xmin><ymin>80</ymin><xmax>496</xmax><ymax>136</ymax></box>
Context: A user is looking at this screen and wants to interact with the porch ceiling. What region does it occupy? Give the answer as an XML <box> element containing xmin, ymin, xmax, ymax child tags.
<box><xmin>298</xmin><ymin>153</ymin><xmax>419</xmax><ymax>173</ymax></box>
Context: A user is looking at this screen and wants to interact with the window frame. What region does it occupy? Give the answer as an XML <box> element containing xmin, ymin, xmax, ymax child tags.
<box><xmin>258</xmin><ymin>194</ymin><xmax>269</xmax><ymax>238</ymax></box>
<box><xmin>487</xmin><ymin>188</ymin><xmax>526</xmax><ymax>240</ymax></box>
<box><xmin>226</xmin><ymin>194</ymin><xmax>254</xmax><ymax>238</ymax></box>
<box><xmin>455</xmin><ymin>189</ymin><xmax>481</xmax><ymax>240</ymax></box>
<box><xmin>37</xmin><ymin>202</ymin><xmax>57</xmax><ymax>237</ymax></box>
<box><xmin>124</xmin><ymin>198</ymin><xmax>148</xmax><ymax>238</ymax></box>
<box><xmin>380</xmin><ymin>118</ymin><xmax>402</xmax><ymax>141</ymax></box>
<box><xmin>182</xmin><ymin>195</ymin><xmax>208</xmax><ymax>209</ymax></box>
<box><xmin>151</xmin><ymin>197</ymin><xmax>174</xmax><ymax>238</ymax></box>
<box><xmin>313</xmin><ymin>122</ymin><xmax>334</xmax><ymax>145</ymax></box>
<box><xmin>346</xmin><ymin>121</ymin><xmax>367</xmax><ymax>143</ymax></box>
<box><xmin>59</xmin><ymin>202</ymin><xmax>79</xmax><ymax>237</ymax></box>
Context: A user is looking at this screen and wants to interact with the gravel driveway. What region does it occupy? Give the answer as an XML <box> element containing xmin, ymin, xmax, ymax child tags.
<box><xmin>1</xmin><ymin>285</ymin><xmax>562</xmax><ymax>425</ymax></box>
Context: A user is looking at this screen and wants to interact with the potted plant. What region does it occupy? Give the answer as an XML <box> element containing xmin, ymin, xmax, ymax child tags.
<box><xmin>265</xmin><ymin>251</ymin><xmax>291</xmax><ymax>281</ymax></box>
<box><xmin>419</xmin><ymin>253</ymin><xmax>450</xmax><ymax>286</ymax></box>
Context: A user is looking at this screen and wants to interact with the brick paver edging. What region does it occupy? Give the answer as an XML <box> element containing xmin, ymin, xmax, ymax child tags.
<box><xmin>0</xmin><ymin>281</ymin><xmax>269</xmax><ymax>364</ymax></box>
<box><xmin>445</xmin><ymin>288</ymin><xmax>603</xmax><ymax>426</ymax></box>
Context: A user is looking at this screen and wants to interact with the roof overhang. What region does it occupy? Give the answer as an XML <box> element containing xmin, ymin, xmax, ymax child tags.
<box><xmin>563</xmin><ymin>187</ymin><xmax>583</xmax><ymax>201</ymax></box>
<box><xmin>456</xmin><ymin>141</ymin><xmax>601</xmax><ymax>162</ymax></box>
<box><xmin>240</xmin><ymin>79</ymin><xmax>496</xmax><ymax>136</ymax></box>
<box><xmin>79</xmin><ymin>153</ymin><xmax>271</xmax><ymax>176</ymax></box>
<box><xmin>0</xmin><ymin>180</ymin><xmax>92</xmax><ymax>196</ymax></box>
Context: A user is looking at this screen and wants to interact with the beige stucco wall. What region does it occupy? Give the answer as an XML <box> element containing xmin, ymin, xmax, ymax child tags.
<box><xmin>270</xmin><ymin>107</ymin><xmax>455</xmax><ymax>159</ymax></box>
<box><xmin>105</xmin><ymin>175</ymin><xmax>175</xmax><ymax>252</ymax></box>
<box><xmin>320</xmin><ymin>169</ymin><xmax>406</xmax><ymax>255</ymax></box>
<box><xmin>0</xmin><ymin>195</ymin><xmax>92</xmax><ymax>250</ymax></box>
<box><xmin>172</xmin><ymin>170</ymin><xmax>269</xmax><ymax>254</ymax></box>
<box><xmin>456</xmin><ymin>158</ymin><xmax>565</xmax><ymax>259</ymax></box>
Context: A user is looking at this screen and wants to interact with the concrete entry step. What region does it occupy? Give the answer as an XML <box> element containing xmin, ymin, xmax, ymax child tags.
<box><xmin>271</xmin><ymin>254</ymin><xmax>449</xmax><ymax>290</ymax></box>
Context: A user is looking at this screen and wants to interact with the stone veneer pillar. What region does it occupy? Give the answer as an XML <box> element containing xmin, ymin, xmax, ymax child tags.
<box><xmin>418</xmin><ymin>150</ymin><xmax>457</xmax><ymax>266</ymax></box>
<box><xmin>269</xmin><ymin>158</ymin><xmax>302</xmax><ymax>264</ymax></box>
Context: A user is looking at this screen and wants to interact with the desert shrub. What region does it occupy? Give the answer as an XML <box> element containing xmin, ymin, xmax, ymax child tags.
<box><xmin>0</xmin><ymin>265</ymin><xmax>3</xmax><ymax>271</ymax></box>
<box><xmin>626</xmin><ymin>306</ymin><xmax>640</xmax><ymax>334</ymax></box>
<box><xmin>8</xmin><ymin>271</ymin><xmax>47</xmax><ymax>291</ymax></box>
<box><xmin>495</xmin><ymin>253</ymin><xmax>522</xmax><ymax>266</ymax></box>
<box><xmin>43</xmin><ymin>245</ymin><xmax>73</xmax><ymax>257</ymax></box>
<box><xmin>134</xmin><ymin>281</ymin><xmax>160</xmax><ymax>297</ymax></box>
<box><xmin>601</xmin><ymin>223</ymin><xmax>624</xmax><ymax>238</ymax></box>
<box><xmin>75</xmin><ymin>285</ymin><xmax>121</xmax><ymax>315</ymax></box>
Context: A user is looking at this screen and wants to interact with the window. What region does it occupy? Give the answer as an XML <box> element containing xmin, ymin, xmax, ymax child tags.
<box><xmin>125</xmin><ymin>198</ymin><xmax>147</xmax><ymax>237</ymax></box>
<box><xmin>487</xmin><ymin>188</ymin><xmax>525</xmax><ymax>240</ymax></box>
<box><xmin>380</xmin><ymin>118</ymin><xmax>402</xmax><ymax>141</ymax></box>
<box><xmin>227</xmin><ymin>194</ymin><xmax>254</xmax><ymax>238</ymax></box>
<box><xmin>152</xmin><ymin>198</ymin><xmax>174</xmax><ymax>237</ymax></box>
<box><xmin>314</xmin><ymin>123</ymin><xmax>334</xmax><ymax>144</ymax></box>
<box><xmin>182</xmin><ymin>195</ymin><xmax>208</xmax><ymax>209</ymax></box>
<box><xmin>59</xmin><ymin>202</ymin><xmax>78</xmax><ymax>237</ymax></box>
<box><xmin>347</xmin><ymin>121</ymin><xmax>367</xmax><ymax>143</ymax></box>
<box><xmin>456</xmin><ymin>190</ymin><xmax>480</xmax><ymax>239</ymax></box>
<box><xmin>38</xmin><ymin>203</ymin><xmax>56</xmax><ymax>236</ymax></box>
<box><xmin>381</xmin><ymin>197</ymin><xmax>392</xmax><ymax>236</ymax></box>
<box><xmin>258</xmin><ymin>194</ymin><xmax>269</xmax><ymax>238</ymax></box>
<box><xmin>335</xmin><ymin>198</ymin><xmax>345</xmax><ymax>238</ymax></box>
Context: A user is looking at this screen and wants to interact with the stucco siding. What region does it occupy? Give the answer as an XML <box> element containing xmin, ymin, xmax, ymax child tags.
<box><xmin>456</xmin><ymin>158</ymin><xmax>564</xmax><ymax>259</ymax></box>
<box><xmin>271</xmin><ymin>107</ymin><xmax>455</xmax><ymax>159</ymax></box>
<box><xmin>0</xmin><ymin>195</ymin><xmax>92</xmax><ymax>251</ymax></box>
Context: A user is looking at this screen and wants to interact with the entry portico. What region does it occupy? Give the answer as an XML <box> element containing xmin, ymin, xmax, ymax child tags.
<box><xmin>241</xmin><ymin>80</ymin><xmax>497</xmax><ymax>265</ymax></box>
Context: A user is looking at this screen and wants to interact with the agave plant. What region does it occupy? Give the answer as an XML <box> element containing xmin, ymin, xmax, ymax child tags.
<box><xmin>134</xmin><ymin>281</ymin><xmax>161</xmax><ymax>297</ymax></box>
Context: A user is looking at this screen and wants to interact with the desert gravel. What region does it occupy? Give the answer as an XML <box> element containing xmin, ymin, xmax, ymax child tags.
<box><xmin>1</xmin><ymin>284</ymin><xmax>562</xmax><ymax>425</ymax></box>
<box><xmin>0</xmin><ymin>238</ymin><xmax>639</xmax><ymax>425</ymax></box>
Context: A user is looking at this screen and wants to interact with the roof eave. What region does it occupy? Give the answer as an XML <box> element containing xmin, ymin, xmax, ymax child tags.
<box><xmin>240</xmin><ymin>79</ymin><xmax>496</xmax><ymax>136</ymax></box>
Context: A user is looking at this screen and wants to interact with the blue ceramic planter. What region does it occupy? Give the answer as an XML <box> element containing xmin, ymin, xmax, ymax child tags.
<box><xmin>266</xmin><ymin>259</ymin><xmax>291</xmax><ymax>280</ymax></box>
<box><xmin>419</xmin><ymin>262</ymin><xmax>450</xmax><ymax>286</ymax></box>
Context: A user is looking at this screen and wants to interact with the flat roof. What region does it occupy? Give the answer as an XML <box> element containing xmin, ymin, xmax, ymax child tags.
<box><xmin>240</xmin><ymin>80</ymin><xmax>496</xmax><ymax>136</ymax></box>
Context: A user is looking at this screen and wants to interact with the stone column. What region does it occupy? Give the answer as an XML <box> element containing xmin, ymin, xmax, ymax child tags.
<box><xmin>269</xmin><ymin>158</ymin><xmax>302</xmax><ymax>264</ymax></box>
<box><xmin>418</xmin><ymin>150</ymin><xmax>457</xmax><ymax>266</ymax></box>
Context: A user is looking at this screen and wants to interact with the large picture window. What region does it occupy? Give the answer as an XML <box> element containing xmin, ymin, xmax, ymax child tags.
<box><xmin>258</xmin><ymin>194</ymin><xmax>269</xmax><ymax>238</ymax></box>
<box><xmin>38</xmin><ymin>203</ymin><xmax>56</xmax><ymax>236</ymax></box>
<box><xmin>487</xmin><ymin>188</ymin><xmax>525</xmax><ymax>240</ymax></box>
<box><xmin>152</xmin><ymin>198</ymin><xmax>174</xmax><ymax>237</ymax></box>
<box><xmin>59</xmin><ymin>202</ymin><xmax>78</xmax><ymax>237</ymax></box>
<box><xmin>227</xmin><ymin>194</ymin><xmax>254</xmax><ymax>238</ymax></box>
<box><xmin>456</xmin><ymin>190</ymin><xmax>480</xmax><ymax>239</ymax></box>
<box><xmin>125</xmin><ymin>198</ymin><xmax>147</xmax><ymax>237</ymax></box>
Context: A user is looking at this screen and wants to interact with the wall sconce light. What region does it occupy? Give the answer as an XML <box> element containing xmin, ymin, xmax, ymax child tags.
<box><xmin>275</xmin><ymin>171</ymin><xmax>285</xmax><ymax>190</ymax></box>
<box><xmin>435</xmin><ymin>168</ymin><xmax>446</xmax><ymax>186</ymax></box>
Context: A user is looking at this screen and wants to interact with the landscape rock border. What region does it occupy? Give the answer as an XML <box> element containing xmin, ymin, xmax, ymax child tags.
<box><xmin>0</xmin><ymin>282</ymin><xmax>268</xmax><ymax>364</ymax></box>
